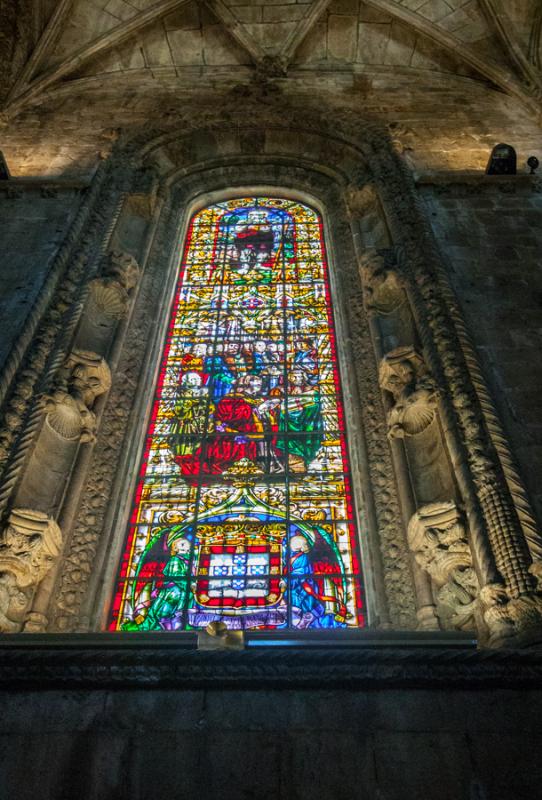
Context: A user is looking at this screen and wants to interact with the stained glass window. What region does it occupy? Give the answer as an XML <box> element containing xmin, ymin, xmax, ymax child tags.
<box><xmin>109</xmin><ymin>197</ymin><xmax>366</xmax><ymax>631</ymax></box>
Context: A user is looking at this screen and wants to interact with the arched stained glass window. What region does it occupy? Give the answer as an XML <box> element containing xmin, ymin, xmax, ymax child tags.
<box><xmin>109</xmin><ymin>197</ymin><xmax>366</xmax><ymax>631</ymax></box>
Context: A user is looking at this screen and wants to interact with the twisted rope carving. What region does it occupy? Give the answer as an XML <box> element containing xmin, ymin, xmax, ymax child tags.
<box><xmin>430</xmin><ymin>252</ymin><xmax>542</xmax><ymax>567</ymax></box>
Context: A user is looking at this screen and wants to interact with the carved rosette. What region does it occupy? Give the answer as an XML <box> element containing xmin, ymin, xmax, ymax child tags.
<box><xmin>379</xmin><ymin>346</ymin><xmax>438</xmax><ymax>439</ymax></box>
<box><xmin>407</xmin><ymin>502</ymin><xmax>478</xmax><ymax>632</ymax></box>
<box><xmin>0</xmin><ymin>508</ymin><xmax>62</xmax><ymax>632</ymax></box>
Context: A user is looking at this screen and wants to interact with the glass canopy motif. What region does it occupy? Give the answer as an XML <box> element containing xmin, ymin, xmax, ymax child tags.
<box><xmin>110</xmin><ymin>197</ymin><xmax>366</xmax><ymax>631</ymax></box>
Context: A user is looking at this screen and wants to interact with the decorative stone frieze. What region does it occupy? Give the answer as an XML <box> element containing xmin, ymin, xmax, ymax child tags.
<box><xmin>408</xmin><ymin>502</ymin><xmax>478</xmax><ymax>631</ymax></box>
<box><xmin>379</xmin><ymin>346</ymin><xmax>438</xmax><ymax>439</ymax></box>
<box><xmin>0</xmin><ymin>508</ymin><xmax>62</xmax><ymax>632</ymax></box>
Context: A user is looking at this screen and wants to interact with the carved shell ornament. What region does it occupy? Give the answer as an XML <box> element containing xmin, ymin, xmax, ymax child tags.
<box><xmin>44</xmin><ymin>391</ymin><xmax>95</xmax><ymax>442</ymax></box>
<box><xmin>88</xmin><ymin>278</ymin><xmax>129</xmax><ymax>319</ymax></box>
<box><xmin>388</xmin><ymin>392</ymin><xmax>437</xmax><ymax>438</ymax></box>
<box><xmin>378</xmin><ymin>346</ymin><xmax>438</xmax><ymax>437</ymax></box>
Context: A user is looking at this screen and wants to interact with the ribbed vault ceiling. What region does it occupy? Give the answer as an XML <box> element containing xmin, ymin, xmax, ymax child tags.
<box><xmin>1</xmin><ymin>0</ymin><xmax>541</xmax><ymax>176</ymax></box>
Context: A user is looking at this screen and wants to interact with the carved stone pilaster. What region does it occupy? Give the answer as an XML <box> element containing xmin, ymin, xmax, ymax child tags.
<box><xmin>0</xmin><ymin>508</ymin><xmax>62</xmax><ymax>632</ymax></box>
<box><xmin>378</xmin><ymin>346</ymin><xmax>438</xmax><ymax>439</ymax></box>
<box><xmin>407</xmin><ymin>502</ymin><xmax>478</xmax><ymax>632</ymax></box>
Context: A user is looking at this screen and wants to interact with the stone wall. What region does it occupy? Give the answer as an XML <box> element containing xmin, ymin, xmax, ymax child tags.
<box><xmin>420</xmin><ymin>176</ymin><xmax>542</xmax><ymax>524</ymax></box>
<box><xmin>0</xmin><ymin>186</ymin><xmax>83</xmax><ymax>373</ymax></box>
<box><xmin>1</xmin><ymin>679</ymin><xmax>542</xmax><ymax>799</ymax></box>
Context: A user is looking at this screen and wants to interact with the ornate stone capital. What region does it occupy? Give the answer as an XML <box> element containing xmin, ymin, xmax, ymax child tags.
<box><xmin>62</xmin><ymin>349</ymin><xmax>112</xmax><ymax>408</ymax></box>
<box><xmin>0</xmin><ymin>509</ymin><xmax>62</xmax><ymax>633</ymax></box>
<box><xmin>408</xmin><ymin>502</ymin><xmax>478</xmax><ymax>632</ymax></box>
<box><xmin>379</xmin><ymin>346</ymin><xmax>438</xmax><ymax>438</ymax></box>
<box><xmin>359</xmin><ymin>249</ymin><xmax>405</xmax><ymax>316</ymax></box>
<box><xmin>0</xmin><ymin>508</ymin><xmax>62</xmax><ymax>590</ymax></box>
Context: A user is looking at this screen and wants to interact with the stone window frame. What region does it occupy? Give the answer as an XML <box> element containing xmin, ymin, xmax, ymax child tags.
<box><xmin>93</xmin><ymin>184</ymin><xmax>391</xmax><ymax>634</ymax></box>
<box><xmin>0</xmin><ymin>110</ymin><xmax>540</xmax><ymax>647</ymax></box>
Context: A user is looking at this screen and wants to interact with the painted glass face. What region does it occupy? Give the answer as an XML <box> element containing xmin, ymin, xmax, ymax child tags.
<box><xmin>109</xmin><ymin>198</ymin><xmax>366</xmax><ymax>631</ymax></box>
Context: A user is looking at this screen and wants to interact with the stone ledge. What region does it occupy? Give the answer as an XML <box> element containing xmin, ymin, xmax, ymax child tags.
<box><xmin>415</xmin><ymin>172</ymin><xmax>542</xmax><ymax>194</ymax></box>
<box><xmin>0</xmin><ymin>634</ymin><xmax>541</xmax><ymax>689</ymax></box>
<box><xmin>0</xmin><ymin>178</ymin><xmax>90</xmax><ymax>194</ymax></box>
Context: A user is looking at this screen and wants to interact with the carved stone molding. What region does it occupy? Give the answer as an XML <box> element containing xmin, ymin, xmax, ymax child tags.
<box><xmin>0</xmin><ymin>508</ymin><xmax>62</xmax><ymax>632</ymax></box>
<box><xmin>364</xmin><ymin>143</ymin><xmax>542</xmax><ymax>644</ymax></box>
<box><xmin>0</xmin><ymin>163</ymin><xmax>128</xmax><ymax>520</ymax></box>
<box><xmin>1</xmin><ymin>640</ymin><xmax>542</xmax><ymax>689</ymax></box>
<box><xmin>379</xmin><ymin>346</ymin><xmax>438</xmax><ymax>439</ymax></box>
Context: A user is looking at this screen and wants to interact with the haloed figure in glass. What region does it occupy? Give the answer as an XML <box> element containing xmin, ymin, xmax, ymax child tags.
<box><xmin>110</xmin><ymin>198</ymin><xmax>365</xmax><ymax>633</ymax></box>
<box><xmin>123</xmin><ymin>536</ymin><xmax>191</xmax><ymax>631</ymax></box>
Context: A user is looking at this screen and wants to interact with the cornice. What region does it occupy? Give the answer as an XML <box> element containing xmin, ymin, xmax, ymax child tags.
<box><xmin>0</xmin><ymin>638</ymin><xmax>541</xmax><ymax>689</ymax></box>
